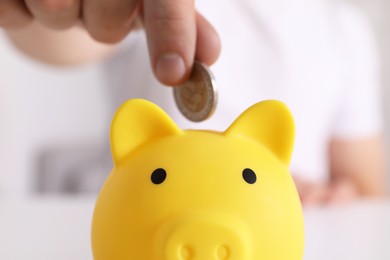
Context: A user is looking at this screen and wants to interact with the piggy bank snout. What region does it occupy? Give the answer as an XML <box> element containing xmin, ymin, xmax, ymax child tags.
<box><xmin>155</xmin><ymin>213</ymin><xmax>250</xmax><ymax>260</ymax></box>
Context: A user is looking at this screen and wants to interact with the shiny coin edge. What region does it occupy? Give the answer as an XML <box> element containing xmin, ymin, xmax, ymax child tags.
<box><xmin>173</xmin><ymin>62</ymin><xmax>218</xmax><ymax>122</ymax></box>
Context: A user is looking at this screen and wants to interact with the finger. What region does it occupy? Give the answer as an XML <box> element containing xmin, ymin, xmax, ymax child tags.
<box><xmin>327</xmin><ymin>181</ymin><xmax>358</xmax><ymax>205</ymax></box>
<box><xmin>25</xmin><ymin>0</ymin><xmax>80</xmax><ymax>30</ymax></box>
<box><xmin>83</xmin><ymin>0</ymin><xmax>139</xmax><ymax>43</ymax></box>
<box><xmin>144</xmin><ymin>0</ymin><xmax>196</xmax><ymax>85</ymax></box>
<box><xmin>0</xmin><ymin>0</ymin><xmax>32</xmax><ymax>29</ymax></box>
<box><xmin>194</xmin><ymin>11</ymin><xmax>220</xmax><ymax>66</ymax></box>
<box><xmin>292</xmin><ymin>175</ymin><xmax>311</xmax><ymax>200</ymax></box>
<box><xmin>301</xmin><ymin>183</ymin><xmax>329</xmax><ymax>207</ymax></box>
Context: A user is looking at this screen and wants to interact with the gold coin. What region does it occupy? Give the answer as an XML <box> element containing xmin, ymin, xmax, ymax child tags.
<box><xmin>173</xmin><ymin>62</ymin><xmax>218</xmax><ymax>122</ymax></box>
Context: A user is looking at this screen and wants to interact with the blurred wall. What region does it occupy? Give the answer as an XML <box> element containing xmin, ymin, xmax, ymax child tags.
<box><xmin>0</xmin><ymin>35</ymin><xmax>111</xmax><ymax>195</ymax></box>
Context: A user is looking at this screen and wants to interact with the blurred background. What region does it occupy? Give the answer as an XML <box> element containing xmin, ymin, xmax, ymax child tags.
<box><xmin>1</xmin><ymin>1</ymin><xmax>390</xmax><ymax>259</ymax></box>
<box><xmin>0</xmin><ymin>0</ymin><xmax>389</xmax><ymax>196</ymax></box>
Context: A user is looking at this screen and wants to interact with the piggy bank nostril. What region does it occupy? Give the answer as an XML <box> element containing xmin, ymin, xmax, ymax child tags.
<box><xmin>180</xmin><ymin>245</ymin><xmax>194</xmax><ymax>259</ymax></box>
<box><xmin>216</xmin><ymin>245</ymin><xmax>230</xmax><ymax>259</ymax></box>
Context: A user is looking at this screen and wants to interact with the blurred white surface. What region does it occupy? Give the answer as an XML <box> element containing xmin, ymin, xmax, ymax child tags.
<box><xmin>0</xmin><ymin>198</ymin><xmax>389</xmax><ymax>260</ymax></box>
<box><xmin>0</xmin><ymin>197</ymin><xmax>94</xmax><ymax>260</ymax></box>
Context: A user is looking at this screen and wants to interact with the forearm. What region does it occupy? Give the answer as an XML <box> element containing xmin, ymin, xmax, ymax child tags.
<box><xmin>4</xmin><ymin>22</ymin><xmax>115</xmax><ymax>66</ymax></box>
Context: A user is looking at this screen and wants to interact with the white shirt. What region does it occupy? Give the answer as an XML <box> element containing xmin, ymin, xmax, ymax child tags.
<box><xmin>0</xmin><ymin>0</ymin><xmax>382</xmax><ymax>195</ymax></box>
<box><xmin>104</xmin><ymin>0</ymin><xmax>382</xmax><ymax>181</ymax></box>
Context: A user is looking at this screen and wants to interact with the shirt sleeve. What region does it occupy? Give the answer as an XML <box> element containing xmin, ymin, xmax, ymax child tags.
<box><xmin>331</xmin><ymin>3</ymin><xmax>383</xmax><ymax>139</ymax></box>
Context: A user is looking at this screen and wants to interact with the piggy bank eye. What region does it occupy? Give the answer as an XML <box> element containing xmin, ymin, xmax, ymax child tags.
<box><xmin>151</xmin><ymin>168</ymin><xmax>167</xmax><ymax>184</ymax></box>
<box><xmin>242</xmin><ymin>168</ymin><xmax>257</xmax><ymax>184</ymax></box>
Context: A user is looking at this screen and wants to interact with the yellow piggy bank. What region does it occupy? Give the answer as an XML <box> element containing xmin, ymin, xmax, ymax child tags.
<box><xmin>92</xmin><ymin>99</ymin><xmax>304</xmax><ymax>260</ymax></box>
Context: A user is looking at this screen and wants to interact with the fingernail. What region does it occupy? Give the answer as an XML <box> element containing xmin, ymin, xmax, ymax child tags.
<box><xmin>156</xmin><ymin>53</ymin><xmax>186</xmax><ymax>85</ymax></box>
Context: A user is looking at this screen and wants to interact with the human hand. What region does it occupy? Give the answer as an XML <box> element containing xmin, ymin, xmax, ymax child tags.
<box><xmin>293</xmin><ymin>176</ymin><xmax>359</xmax><ymax>207</ymax></box>
<box><xmin>0</xmin><ymin>0</ymin><xmax>221</xmax><ymax>85</ymax></box>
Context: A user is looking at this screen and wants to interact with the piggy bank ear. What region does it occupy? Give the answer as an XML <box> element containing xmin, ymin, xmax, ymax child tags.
<box><xmin>110</xmin><ymin>99</ymin><xmax>182</xmax><ymax>164</ymax></box>
<box><xmin>225</xmin><ymin>100</ymin><xmax>295</xmax><ymax>165</ymax></box>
